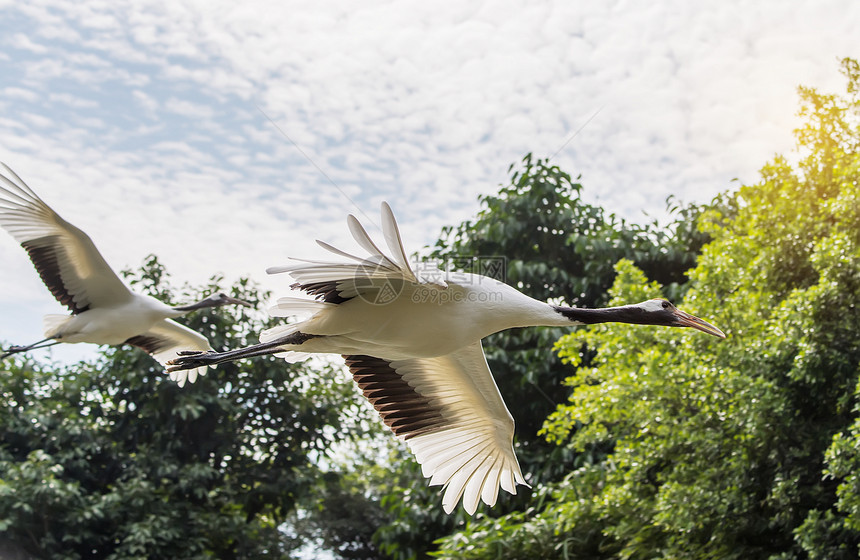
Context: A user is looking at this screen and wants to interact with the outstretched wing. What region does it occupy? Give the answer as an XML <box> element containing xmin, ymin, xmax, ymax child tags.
<box><xmin>0</xmin><ymin>163</ymin><xmax>133</xmax><ymax>313</ymax></box>
<box><xmin>126</xmin><ymin>319</ymin><xmax>212</xmax><ymax>387</ymax></box>
<box><xmin>267</xmin><ymin>201</ymin><xmax>446</xmax><ymax>303</ymax></box>
<box><xmin>344</xmin><ymin>342</ymin><xmax>528</xmax><ymax>515</ymax></box>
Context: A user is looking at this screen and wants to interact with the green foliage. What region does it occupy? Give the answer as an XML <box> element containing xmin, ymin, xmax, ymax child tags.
<box><xmin>434</xmin><ymin>57</ymin><xmax>860</xmax><ymax>559</ymax></box>
<box><xmin>288</xmin><ymin>430</ymin><xmax>402</xmax><ymax>560</ymax></box>
<box><xmin>0</xmin><ymin>257</ymin><xmax>364</xmax><ymax>559</ymax></box>
<box><xmin>291</xmin><ymin>469</ymin><xmax>388</xmax><ymax>559</ymax></box>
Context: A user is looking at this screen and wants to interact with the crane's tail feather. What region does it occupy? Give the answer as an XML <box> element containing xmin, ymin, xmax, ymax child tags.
<box><xmin>265</xmin><ymin>298</ymin><xmax>327</xmax><ymax>362</ymax></box>
<box><xmin>273</xmin><ymin>350</ymin><xmax>313</xmax><ymax>363</ymax></box>
<box><xmin>42</xmin><ymin>314</ymin><xmax>72</xmax><ymax>338</ymax></box>
<box><xmin>259</xmin><ymin>323</ymin><xmax>299</xmax><ymax>344</ymax></box>
<box><xmin>268</xmin><ymin>296</ymin><xmax>333</xmax><ymax>319</ymax></box>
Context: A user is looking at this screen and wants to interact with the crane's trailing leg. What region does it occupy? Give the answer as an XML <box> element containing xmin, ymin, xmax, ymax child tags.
<box><xmin>1</xmin><ymin>337</ymin><xmax>61</xmax><ymax>359</ymax></box>
<box><xmin>167</xmin><ymin>331</ymin><xmax>318</xmax><ymax>371</ymax></box>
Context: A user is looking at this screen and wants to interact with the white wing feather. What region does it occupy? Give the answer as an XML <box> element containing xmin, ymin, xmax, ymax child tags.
<box><xmin>380</xmin><ymin>201</ymin><xmax>418</xmax><ymax>283</ymax></box>
<box><xmin>268</xmin><ymin>202</ymin><xmax>445</xmax><ymax>298</ymax></box>
<box><xmin>315</xmin><ymin>239</ymin><xmax>367</xmax><ymax>263</ymax></box>
<box><xmin>390</xmin><ymin>342</ymin><xmax>528</xmax><ymax>514</ymax></box>
<box><xmin>347</xmin><ymin>213</ymin><xmax>399</xmax><ymax>270</ymax></box>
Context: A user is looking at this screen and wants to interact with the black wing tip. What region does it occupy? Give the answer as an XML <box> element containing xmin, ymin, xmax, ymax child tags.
<box><xmin>291</xmin><ymin>281</ymin><xmax>352</xmax><ymax>304</ymax></box>
<box><xmin>21</xmin><ymin>238</ymin><xmax>90</xmax><ymax>314</ymax></box>
<box><xmin>343</xmin><ymin>354</ymin><xmax>445</xmax><ymax>440</ymax></box>
<box><xmin>125</xmin><ymin>334</ymin><xmax>169</xmax><ymax>355</ymax></box>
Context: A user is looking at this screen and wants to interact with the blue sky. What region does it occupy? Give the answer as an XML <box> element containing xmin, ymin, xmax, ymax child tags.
<box><xmin>0</xmin><ymin>0</ymin><xmax>857</xmax><ymax>364</ymax></box>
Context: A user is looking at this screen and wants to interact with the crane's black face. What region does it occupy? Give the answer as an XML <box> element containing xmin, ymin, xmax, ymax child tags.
<box><xmin>638</xmin><ymin>299</ymin><xmax>726</xmax><ymax>338</ymax></box>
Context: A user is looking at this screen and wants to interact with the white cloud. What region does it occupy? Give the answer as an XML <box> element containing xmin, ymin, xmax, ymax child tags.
<box><xmin>132</xmin><ymin>89</ymin><xmax>160</xmax><ymax>113</ymax></box>
<box><xmin>7</xmin><ymin>32</ymin><xmax>48</xmax><ymax>53</ymax></box>
<box><xmin>163</xmin><ymin>97</ymin><xmax>215</xmax><ymax>119</ymax></box>
<box><xmin>2</xmin><ymin>86</ymin><xmax>38</xmax><ymax>102</ymax></box>
<box><xmin>48</xmin><ymin>92</ymin><xmax>99</xmax><ymax>109</ymax></box>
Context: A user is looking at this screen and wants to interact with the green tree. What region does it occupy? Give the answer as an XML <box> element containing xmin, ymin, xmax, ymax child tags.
<box><xmin>0</xmin><ymin>256</ymin><xmax>365</xmax><ymax>559</ymax></box>
<box><xmin>434</xmin><ymin>57</ymin><xmax>860</xmax><ymax>559</ymax></box>
<box><xmin>290</xmin><ymin>450</ymin><xmax>402</xmax><ymax>560</ymax></box>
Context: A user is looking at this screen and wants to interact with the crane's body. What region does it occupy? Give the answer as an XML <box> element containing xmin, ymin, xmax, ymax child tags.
<box><xmin>40</xmin><ymin>295</ymin><xmax>190</xmax><ymax>345</ymax></box>
<box><xmin>169</xmin><ymin>201</ymin><xmax>725</xmax><ymax>514</ymax></box>
<box><xmin>0</xmin><ymin>163</ymin><xmax>250</xmax><ymax>386</ymax></box>
<box><xmin>278</xmin><ymin>276</ymin><xmax>567</xmax><ymax>359</ymax></box>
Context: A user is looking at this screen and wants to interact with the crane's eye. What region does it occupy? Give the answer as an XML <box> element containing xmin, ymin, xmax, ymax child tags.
<box><xmin>661</xmin><ymin>301</ymin><xmax>670</xmax><ymax>309</ymax></box>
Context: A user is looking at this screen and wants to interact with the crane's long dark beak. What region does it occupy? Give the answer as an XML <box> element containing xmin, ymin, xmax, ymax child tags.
<box><xmin>674</xmin><ymin>310</ymin><xmax>726</xmax><ymax>338</ymax></box>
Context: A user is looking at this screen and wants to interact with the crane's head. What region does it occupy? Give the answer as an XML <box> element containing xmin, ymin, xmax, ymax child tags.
<box><xmin>553</xmin><ymin>298</ymin><xmax>725</xmax><ymax>338</ymax></box>
<box><xmin>174</xmin><ymin>292</ymin><xmax>254</xmax><ymax>312</ymax></box>
<box><xmin>630</xmin><ymin>298</ymin><xmax>726</xmax><ymax>338</ymax></box>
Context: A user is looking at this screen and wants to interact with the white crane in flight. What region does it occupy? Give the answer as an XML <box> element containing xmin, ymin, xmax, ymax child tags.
<box><xmin>0</xmin><ymin>163</ymin><xmax>251</xmax><ymax>386</ymax></box>
<box><xmin>168</xmin><ymin>201</ymin><xmax>725</xmax><ymax>513</ymax></box>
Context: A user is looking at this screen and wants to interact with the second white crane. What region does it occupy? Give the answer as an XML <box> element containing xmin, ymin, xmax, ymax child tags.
<box><xmin>0</xmin><ymin>163</ymin><xmax>251</xmax><ymax>386</ymax></box>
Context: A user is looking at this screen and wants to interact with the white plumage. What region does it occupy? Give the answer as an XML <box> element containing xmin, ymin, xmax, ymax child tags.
<box><xmin>0</xmin><ymin>163</ymin><xmax>250</xmax><ymax>386</ymax></box>
<box><xmin>169</xmin><ymin>201</ymin><xmax>725</xmax><ymax>513</ymax></box>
